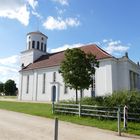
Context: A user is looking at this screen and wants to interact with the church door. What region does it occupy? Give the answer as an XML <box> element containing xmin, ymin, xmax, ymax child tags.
<box><xmin>52</xmin><ymin>85</ymin><xmax>56</xmax><ymax>102</ymax></box>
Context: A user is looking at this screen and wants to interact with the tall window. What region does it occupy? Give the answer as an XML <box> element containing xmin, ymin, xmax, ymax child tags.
<box><xmin>28</xmin><ymin>41</ymin><xmax>31</xmax><ymax>49</ymax></box>
<box><xmin>42</xmin><ymin>73</ymin><xmax>46</xmax><ymax>93</ymax></box>
<box><xmin>91</xmin><ymin>75</ymin><xmax>95</xmax><ymax>97</ymax></box>
<box><xmin>53</xmin><ymin>72</ymin><xmax>56</xmax><ymax>82</ymax></box>
<box><xmin>37</xmin><ymin>41</ymin><xmax>40</xmax><ymax>49</ymax></box>
<box><xmin>44</xmin><ymin>44</ymin><xmax>46</xmax><ymax>52</ymax></box>
<box><xmin>64</xmin><ymin>85</ymin><xmax>68</xmax><ymax>94</ymax></box>
<box><xmin>41</xmin><ymin>42</ymin><xmax>43</xmax><ymax>51</ymax></box>
<box><xmin>130</xmin><ymin>71</ymin><xmax>139</xmax><ymax>90</ymax></box>
<box><xmin>26</xmin><ymin>75</ymin><xmax>29</xmax><ymax>93</ymax></box>
<box><xmin>32</xmin><ymin>40</ymin><xmax>35</xmax><ymax>48</ymax></box>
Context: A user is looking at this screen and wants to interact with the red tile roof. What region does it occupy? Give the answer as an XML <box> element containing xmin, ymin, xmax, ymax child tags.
<box><xmin>22</xmin><ymin>44</ymin><xmax>112</xmax><ymax>71</ymax></box>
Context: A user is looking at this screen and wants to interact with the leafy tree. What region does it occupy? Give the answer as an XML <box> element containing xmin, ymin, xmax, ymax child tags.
<box><xmin>59</xmin><ymin>48</ymin><xmax>99</xmax><ymax>103</ymax></box>
<box><xmin>4</xmin><ymin>79</ymin><xmax>17</xmax><ymax>96</ymax></box>
<box><xmin>0</xmin><ymin>82</ymin><xmax>4</xmax><ymax>94</ymax></box>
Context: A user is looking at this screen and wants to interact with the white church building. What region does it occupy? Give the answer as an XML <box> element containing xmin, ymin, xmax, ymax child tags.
<box><xmin>18</xmin><ymin>31</ymin><xmax>140</xmax><ymax>102</ymax></box>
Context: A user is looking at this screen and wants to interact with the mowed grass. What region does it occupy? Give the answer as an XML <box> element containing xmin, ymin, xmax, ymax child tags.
<box><xmin>0</xmin><ymin>96</ymin><xmax>17</xmax><ymax>99</ymax></box>
<box><xmin>0</xmin><ymin>101</ymin><xmax>140</xmax><ymax>136</ymax></box>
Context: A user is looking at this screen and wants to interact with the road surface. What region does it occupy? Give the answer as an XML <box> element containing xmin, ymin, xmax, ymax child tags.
<box><xmin>0</xmin><ymin>109</ymin><xmax>139</xmax><ymax>140</ymax></box>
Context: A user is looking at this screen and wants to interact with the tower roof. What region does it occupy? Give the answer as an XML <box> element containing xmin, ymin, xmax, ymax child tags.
<box><xmin>27</xmin><ymin>31</ymin><xmax>48</xmax><ymax>38</ymax></box>
<box><xmin>21</xmin><ymin>44</ymin><xmax>112</xmax><ymax>71</ymax></box>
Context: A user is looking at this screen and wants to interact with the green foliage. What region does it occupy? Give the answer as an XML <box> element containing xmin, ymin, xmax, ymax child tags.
<box><xmin>80</xmin><ymin>90</ymin><xmax>140</xmax><ymax>111</ymax></box>
<box><xmin>59</xmin><ymin>48</ymin><xmax>99</xmax><ymax>103</ymax></box>
<box><xmin>0</xmin><ymin>82</ymin><xmax>4</xmax><ymax>94</ymax></box>
<box><xmin>4</xmin><ymin>79</ymin><xmax>17</xmax><ymax>96</ymax></box>
<box><xmin>80</xmin><ymin>96</ymin><xmax>104</xmax><ymax>106</ymax></box>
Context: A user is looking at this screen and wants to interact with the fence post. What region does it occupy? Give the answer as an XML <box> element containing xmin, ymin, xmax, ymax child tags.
<box><xmin>124</xmin><ymin>105</ymin><xmax>128</xmax><ymax>129</ymax></box>
<box><xmin>117</xmin><ymin>107</ymin><xmax>121</xmax><ymax>136</ymax></box>
<box><xmin>52</xmin><ymin>102</ymin><xmax>55</xmax><ymax>114</ymax></box>
<box><xmin>79</xmin><ymin>103</ymin><xmax>81</xmax><ymax>117</ymax></box>
<box><xmin>54</xmin><ymin>118</ymin><xmax>59</xmax><ymax>140</ymax></box>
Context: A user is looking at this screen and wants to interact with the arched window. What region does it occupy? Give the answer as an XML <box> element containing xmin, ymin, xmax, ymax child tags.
<box><xmin>37</xmin><ymin>41</ymin><xmax>40</xmax><ymax>49</ymax></box>
<box><xmin>32</xmin><ymin>40</ymin><xmax>35</xmax><ymax>48</ymax></box>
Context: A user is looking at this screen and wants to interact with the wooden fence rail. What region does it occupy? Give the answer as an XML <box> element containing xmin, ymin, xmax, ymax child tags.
<box><xmin>53</xmin><ymin>103</ymin><xmax>140</xmax><ymax>122</ymax></box>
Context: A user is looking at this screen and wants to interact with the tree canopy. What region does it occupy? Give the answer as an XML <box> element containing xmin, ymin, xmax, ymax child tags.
<box><xmin>4</xmin><ymin>79</ymin><xmax>17</xmax><ymax>96</ymax></box>
<box><xmin>0</xmin><ymin>82</ymin><xmax>4</xmax><ymax>94</ymax></box>
<box><xmin>59</xmin><ymin>48</ymin><xmax>99</xmax><ymax>103</ymax></box>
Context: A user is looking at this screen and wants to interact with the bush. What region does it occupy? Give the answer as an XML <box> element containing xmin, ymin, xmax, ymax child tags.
<box><xmin>60</xmin><ymin>90</ymin><xmax>140</xmax><ymax>111</ymax></box>
<box><xmin>80</xmin><ymin>90</ymin><xmax>140</xmax><ymax>110</ymax></box>
<box><xmin>80</xmin><ymin>96</ymin><xmax>104</xmax><ymax>106</ymax></box>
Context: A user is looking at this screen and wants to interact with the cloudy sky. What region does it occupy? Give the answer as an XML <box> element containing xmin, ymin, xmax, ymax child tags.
<box><xmin>0</xmin><ymin>0</ymin><xmax>140</xmax><ymax>86</ymax></box>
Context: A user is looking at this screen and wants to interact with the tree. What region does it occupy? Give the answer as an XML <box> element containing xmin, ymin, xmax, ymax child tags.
<box><xmin>59</xmin><ymin>48</ymin><xmax>99</xmax><ymax>103</ymax></box>
<box><xmin>4</xmin><ymin>79</ymin><xmax>17</xmax><ymax>96</ymax></box>
<box><xmin>0</xmin><ymin>82</ymin><xmax>4</xmax><ymax>94</ymax></box>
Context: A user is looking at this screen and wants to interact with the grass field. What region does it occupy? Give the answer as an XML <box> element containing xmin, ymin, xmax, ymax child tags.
<box><xmin>0</xmin><ymin>101</ymin><xmax>139</xmax><ymax>136</ymax></box>
<box><xmin>0</xmin><ymin>96</ymin><xmax>17</xmax><ymax>99</ymax></box>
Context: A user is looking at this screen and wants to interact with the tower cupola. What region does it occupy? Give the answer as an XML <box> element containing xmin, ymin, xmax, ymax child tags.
<box><xmin>21</xmin><ymin>31</ymin><xmax>48</xmax><ymax>67</ymax></box>
<box><xmin>27</xmin><ymin>31</ymin><xmax>48</xmax><ymax>52</ymax></box>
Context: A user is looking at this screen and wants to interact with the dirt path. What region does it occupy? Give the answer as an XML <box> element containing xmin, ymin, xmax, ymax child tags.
<box><xmin>0</xmin><ymin>109</ymin><xmax>139</xmax><ymax>140</ymax></box>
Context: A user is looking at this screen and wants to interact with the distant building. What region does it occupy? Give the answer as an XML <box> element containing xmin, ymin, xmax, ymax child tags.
<box><xmin>18</xmin><ymin>31</ymin><xmax>140</xmax><ymax>102</ymax></box>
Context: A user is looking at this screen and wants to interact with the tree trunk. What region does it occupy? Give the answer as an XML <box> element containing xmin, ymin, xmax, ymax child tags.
<box><xmin>76</xmin><ymin>88</ymin><xmax>78</xmax><ymax>104</ymax></box>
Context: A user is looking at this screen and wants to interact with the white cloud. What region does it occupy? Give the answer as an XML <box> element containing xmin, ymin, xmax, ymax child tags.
<box><xmin>102</xmin><ymin>39</ymin><xmax>129</xmax><ymax>56</ymax></box>
<box><xmin>27</xmin><ymin>0</ymin><xmax>38</xmax><ymax>10</ymax></box>
<box><xmin>50</xmin><ymin>43</ymin><xmax>86</xmax><ymax>53</ymax></box>
<box><xmin>0</xmin><ymin>0</ymin><xmax>39</xmax><ymax>26</ymax></box>
<box><xmin>52</xmin><ymin>0</ymin><xmax>69</xmax><ymax>6</ymax></box>
<box><xmin>0</xmin><ymin>0</ymin><xmax>30</xmax><ymax>26</ymax></box>
<box><xmin>43</xmin><ymin>16</ymin><xmax>80</xmax><ymax>30</ymax></box>
<box><xmin>0</xmin><ymin>55</ymin><xmax>20</xmax><ymax>86</ymax></box>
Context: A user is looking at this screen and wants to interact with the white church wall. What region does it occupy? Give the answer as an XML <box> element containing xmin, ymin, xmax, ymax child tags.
<box><xmin>20</xmin><ymin>71</ymin><xmax>34</xmax><ymax>100</ymax></box>
<box><xmin>21</xmin><ymin>49</ymin><xmax>46</xmax><ymax>67</ymax></box>
<box><xmin>19</xmin><ymin>58</ymin><xmax>140</xmax><ymax>102</ymax></box>
<box><xmin>111</xmin><ymin>59</ymin><xmax>118</xmax><ymax>91</ymax></box>
<box><xmin>33</xmin><ymin>49</ymin><xmax>46</xmax><ymax>62</ymax></box>
<box><xmin>95</xmin><ymin>59</ymin><xmax>113</xmax><ymax>96</ymax></box>
<box><xmin>117</xmin><ymin>60</ymin><xmax>129</xmax><ymax>90</ymax></box>
<box><xmin>21</xmin><ymin>50</ymin><xmax>34</xmax><ymax>66</ymax></box>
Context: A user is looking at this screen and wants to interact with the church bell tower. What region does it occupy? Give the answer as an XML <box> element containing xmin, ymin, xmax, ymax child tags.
<box><xmin>21</xmin><ymin>31</ymin><xmax>48</xmax><ymax>67</ymax></box>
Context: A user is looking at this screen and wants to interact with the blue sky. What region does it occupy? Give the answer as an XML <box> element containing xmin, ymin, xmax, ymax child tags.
<box><xmin>0</xmin><ymin>0</ymin><xmax>140</xmax><ymax>86</ymax></box>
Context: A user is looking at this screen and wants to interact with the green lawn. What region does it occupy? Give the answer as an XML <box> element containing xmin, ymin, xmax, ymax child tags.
<box><xmin>0</xmin><ymin>96</ymin><xmax>17</xmax><ymax>99</ymax></box>
<box><xmin>0</xmin><ymin>101</ymin><xmax>139</xmax><ymax>136</ymax></box>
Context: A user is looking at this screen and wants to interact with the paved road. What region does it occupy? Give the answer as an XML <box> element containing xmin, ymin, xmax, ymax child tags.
<box><xmin>0</xmin><ymin>109</ymin><xmax>139</xmax><ymax>140</ymax></box>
